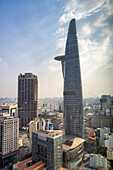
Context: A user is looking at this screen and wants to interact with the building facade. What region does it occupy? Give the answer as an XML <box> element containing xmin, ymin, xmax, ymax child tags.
<box><xmin>18</xmin><ymin>73</ymin><xmax>38</xmax><ymax>128</ymax></box>
<box><xmin>0</xmin><ymin>117</ymin><xmax>19</xmax><ymax>167</ymax></box>
<box><xmin>89</xmin><ymin>154</ymin><xmax>107</xmax><ymax>170</ymax></box>
<box><xmin>32</xmin><ymin>130</ymin><xmax>63</xmax><ymax>170</ymax></box>
<box><xmin>91</xmin><ymin>116</ymin><xmax>110</xmax><ymax>128</ymax></box>
<box><xmin>55</xmin><ymin>19</ymin><xmax>83</xmax><ymax>137</ymax></box>
<box><xmin>63</xmin><ymin>135</ymin><xmax>85</xmax><ymax>169</ymax></box>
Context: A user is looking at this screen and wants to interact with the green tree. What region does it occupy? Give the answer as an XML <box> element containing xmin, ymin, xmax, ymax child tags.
<box><xmin>89</xmin><ymin>141</ymin><xmax>95</xmax><ymax>146</ymax></box>
<box><xmin>97</xmin><ymin>145</ymin><xmax>107</xmax><ymax>157</ymax></box>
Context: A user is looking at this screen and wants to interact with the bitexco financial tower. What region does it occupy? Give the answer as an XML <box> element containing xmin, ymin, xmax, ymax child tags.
<box><xmin>55</xmin><ymin>19</ymin><xmax>83</xmax><ymax>138</ymax></box>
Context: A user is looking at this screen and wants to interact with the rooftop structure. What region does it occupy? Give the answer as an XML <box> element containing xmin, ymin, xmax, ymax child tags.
<box><xmin>55</xmin><ymin>18</ymin><xmax>83</xmax><ymax>137</ymax></box>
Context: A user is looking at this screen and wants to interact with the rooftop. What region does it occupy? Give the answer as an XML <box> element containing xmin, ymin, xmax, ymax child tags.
<box><xmin>35</xmin><ymin>130</ymin><xmax>63</xmax><ymax>138</ymax></box>
<box><xmin>63</xmin><ymin>136</ymin><xmax>85</xmax><ymax>150</ymax></box>
<box><xmin>15</xmin><ymin>158</ymin><xmax>45</xmax><ymax>170</ymax></box>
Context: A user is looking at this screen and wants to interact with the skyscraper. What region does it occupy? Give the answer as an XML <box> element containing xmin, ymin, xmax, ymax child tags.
<box><xmin>55</xmin><ymin>19</ymin><xmax>83</xmax><ymax>137</ymax></box>
<box><xmin>18</xmin><ymin>73</ymin><xmax>38</xmax><ymax>128</ymax></box>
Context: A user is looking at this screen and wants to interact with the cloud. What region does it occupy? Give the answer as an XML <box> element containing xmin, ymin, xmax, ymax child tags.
<box><xmin>0</xmin><ymin>57</ymin><xmax>2</xmax><ymax>62</ymax></box>
<box><xmin>58</xmin><ymin>0</ymin><xmax>105</xmax><ymax>24</ymax></box>
<box><xmin>54</xmin><ymin>27</ymin><xmax>65</xmax><ymax>35</ymax></box>
<box><xmin>48</xmin><ymin>65</ymin><xmax>59</xmax><ymax>72</ymax></box>
<box><xmin>56</xmin><ymin>37</ymin><xmax>66</xmax><ymax>55</ymax></box>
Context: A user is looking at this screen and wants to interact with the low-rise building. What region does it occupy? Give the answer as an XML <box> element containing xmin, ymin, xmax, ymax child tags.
<box><xmin>96</xmin><ymin>127</ymin><xmax>110</xmax><ymax>146</ymax></box>
<box><xmin>103</xmin><ymin>133</ymin><xmax>113</xmax><ymax>148</ymax></box>
<box><xmin>89</xmin><ymin>154</ymin><xmax>107</xmax><ymax>170</ymax></box>
<box><xmin>13</xmin><ymin>157</ymin><xmax>46</xmax><ymax>170</ymax></box>
<box><xmin>107</xmin><ymin>147</ymin><xmax>113</xmax><ymax>160</ymax></box>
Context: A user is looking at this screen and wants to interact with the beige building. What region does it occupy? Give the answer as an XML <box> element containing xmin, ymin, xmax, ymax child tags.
<box><xmin>0</xmin><ymin>117</ymin><xmax>19</xmax><ymax>167</ymax></box>
<box><xmin>107</xmin><ymin>147</ymin><xmax>113</xmax><ymax>160</ymax></box>
<box><xmin>29</xmin><ymin>120</ymin><xmax>36</xmax><ymax>139</ymax></box>
<box><xmin>91</xmin><ymin>116</ymin><xmax>110</xmax><ymax>128</ymax></box>
<box><xmin>29</xmin><ymin>118</ymin><xmax>46</xmax><ymax>139</ymax></box>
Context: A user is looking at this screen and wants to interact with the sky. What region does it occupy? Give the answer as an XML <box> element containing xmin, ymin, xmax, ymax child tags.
<box><xmin>0</xmin><ymin>0</ymin><xmax>113</xmax><ymax>98</ymax></box>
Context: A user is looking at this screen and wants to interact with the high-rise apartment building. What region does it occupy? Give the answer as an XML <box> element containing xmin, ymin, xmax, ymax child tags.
<box><xmin>0</xmin><ymin>117</ymin><xmax>19</xmax><ymax>167</ymax></box>
<box><xmin>18</xmin><ymin>73</ymin><xmax>38</xmax><ymax>128</ymax></box>
<box><xmin>55</xmin><ymin>19</ymin><xmax>83</xmax><ymax>137</ymax></box>
<box><xmin>32</xmin><ymin>130</ymin><xmax>63</xmax><ymax>170</ymax></box>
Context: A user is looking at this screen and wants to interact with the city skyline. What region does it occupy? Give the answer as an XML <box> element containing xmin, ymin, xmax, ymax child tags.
<box><xmin>0</xmin><ymin>0</ymin><xmax>113</xmax><ymax>98</ymax></box>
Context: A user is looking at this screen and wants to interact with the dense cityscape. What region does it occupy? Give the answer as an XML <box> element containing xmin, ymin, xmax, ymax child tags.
<box><xmin>0</xmin><ymin>1</ymin><xmax>113</xmax><ymax>170</ymax></box>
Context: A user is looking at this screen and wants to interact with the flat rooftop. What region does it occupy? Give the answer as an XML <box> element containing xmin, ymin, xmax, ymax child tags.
<box><xmin>35</xmin><ymin>130</ymin><xmax>63</xmax><ymax>138</ymax></box>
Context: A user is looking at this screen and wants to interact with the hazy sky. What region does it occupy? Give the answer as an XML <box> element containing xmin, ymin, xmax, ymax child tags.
<box><xmin>0</xmin><ymin>0</ymin><xmax>113</xmax><ymax>98</ymax></box>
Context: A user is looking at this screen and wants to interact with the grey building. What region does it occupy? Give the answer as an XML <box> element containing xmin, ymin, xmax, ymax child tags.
<box><xmin>18</xmin><ymin>73</ymin><xmax>38</xmax><ymax>128</ymax></box>
<box><xmin>55</xmin><ymin>19</ymin><xmax>83</xmax><ymax>137</ymax></box>
<box><xmin>32</xmin><ymin>130</ymin><xmax>63</xmax><ymax>170</ymax></box>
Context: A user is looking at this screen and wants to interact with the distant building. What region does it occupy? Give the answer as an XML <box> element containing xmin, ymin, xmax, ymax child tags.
<box><xmin>89</xmin><ymin>154</ymin><xmax>107</xmax><ymax>170</ymax></box>
<box><xmin>110</xmin><ymin>106</ymin><xmax>113</xmax><ymax>132</ymax></box>
<box><xmin>96</xmin><ymin>127</ymin><xmax>110</xmax><ymax>146</ymax></box>
<box><xmin>51</xmin><ymin>117</ymin><xmax>63</xmax><ymax>130</ymax></box>
<box><xmin>88</xmin><ymin>129</ymin><xmax>96</xmax><ymax>142</ymax></box>
<box><xmin>59</xmin><ymin>102</ymin><xmax>63</xmax><ymax>112</ymax></box>
<box><xmin>63</xmin><ymin>135</ymin><xmax>85</xmax><ymax>169</ymax></box>
<box><xmin>100</xmin><ymin>95</ymin><xmax>112</xmax><ymax>111</ymax></box>
<box><xmin>0</xmin><ymin>117</ymin><xmax>19</xmax><ymax>167</ymax></box>
<box><xmin>103</xmin><ymin>133</ymin><xmax>113</xmax><ymax>148</ymax></box>
<box><xmin>18</xmin><ymin>73</ymin><xmax>38</xmax><ymax>128</ymax></box>
<box><xmin>32</xmin><ymin>130</ymin><xmax>63</xmax><ymax>170</ymax></box>
<box><xmin>91</xmin><ymin>116</ymin><xmax>110</xmax><ymax>128</ymax></box>
<box><xmin>0</xmin><ymin>105</ymin><xmax>17</xmax><ymax>117</ymax></box>
<box><xmin>107</xmin><ymin>147</ymin><xmax>113</xmax><ymax>160</ymax></box>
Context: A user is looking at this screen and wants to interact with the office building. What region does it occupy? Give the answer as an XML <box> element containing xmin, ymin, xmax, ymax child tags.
<box><xmin>91</xmin><ymin>116</ymin><xmax>110</xmax><ymax>128</ymax></box>
<box><xmin>0</xmin><ymin>117</ymin><xmax>19</xmax><ymax>167</ymax></box>
<box><xmin>18</xmin><ymin>73</ymin><xmax>38</xmax><ymax>128</ymax></box>
<box><xmin>100</xmin><ymin>95</ymin><xmax>112</xmax><ymax>111</ymax></box>
<box><xmin>32</xmin><ymin>130</ymin><xmax>63</xmax><ymax>170</ymax></box>
<box><xmin>55</xmin><ymin>19</ymin><xmax>83</xmax><ymax>137</ymax></box>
